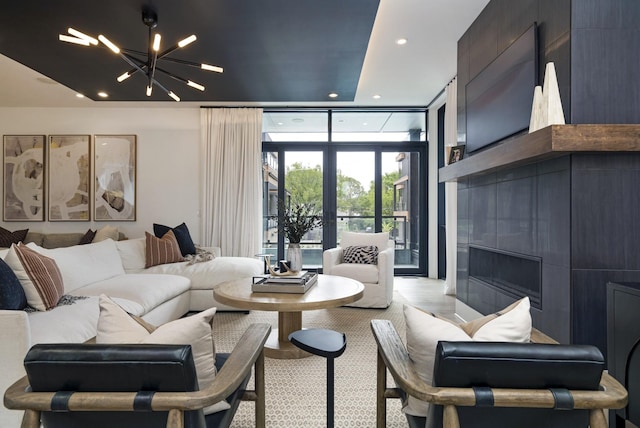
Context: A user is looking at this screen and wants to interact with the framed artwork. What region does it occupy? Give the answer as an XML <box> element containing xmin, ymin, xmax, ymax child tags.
<box><xmin>3</xmin><ymin>135</ymin><xmax>46</xmax><ymax>221</ymax></box>
<box><xmin>94</xmin><ymin>135</ymin><xmax>136</xmax><ymax>221</ymax></box>
<box><xmin>448</xmin><ymin>145</ymin><xmax>465</xmax><ymax>165</ymax></box>
<box><xmin>48</xmin><ymin>135</ymin><xmax>91</xmax><ymax>221</ymax></box>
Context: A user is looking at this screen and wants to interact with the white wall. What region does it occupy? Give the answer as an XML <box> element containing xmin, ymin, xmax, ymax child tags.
<box><xmin>0</xmin><ymin>107</ymin><xmax>202</xmax><ymax>241</ymax></box>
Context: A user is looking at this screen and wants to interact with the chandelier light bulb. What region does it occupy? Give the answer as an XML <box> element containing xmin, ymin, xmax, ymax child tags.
<box><xmin>117</xmin><ymin>72</ymin><xmax>131</xmax><ymax>82</ymax></box>
<box><xmin>98</xmin><ymin>35</ymin><xmax>120</xmax><ymax>54</ymax></box>
<box><xmin>178</xmin><ymin>35</ymin><xmax>197</xmax><ymax>48</ymax></box>
<box><xmin>187</xmin><ymin>80</ymin><xmax>205</xmax><ymax>91</ymax></box>
<box><xmin>146</xmin><ymin>85</ymin><xmax>153</xmax><ymax>96</ymax></box>
<box><xmin>59</xmin><ymin>34</ymin><xmax>90</xmax><ymax>46</ymax></box>
<box><xmin>201</xmin><ymin>63</ymin><xmax>223</xmax><ymax>73</ymax></box>
<box><xmin>168</xmin><ymin>91</ymin><xmax>180</xmax><ymax>102</ymax></box>
<box><xmin>152</xmin><ymin>34</ymin><xmax>161</xmax><ymax>51</ymax></box>
<box><xmin>67</xmin><ymin>28</ymin><xmax>98</xmax><ymax>45</ymax></box>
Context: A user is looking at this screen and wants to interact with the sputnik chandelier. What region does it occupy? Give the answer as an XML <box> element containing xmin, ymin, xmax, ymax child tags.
<box><xmin>59</xmin><ymin>8</ymin><xmax>223</xmax><ymax>101</ymax></box>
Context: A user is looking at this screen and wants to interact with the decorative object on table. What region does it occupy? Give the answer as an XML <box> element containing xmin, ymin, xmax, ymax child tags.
<box><xmin>271</xmin><ymin>200</ymin><xmax>324</xmax><ymax>272</ymax></box>
<box><xmin>529</xmin><ymin>62</ymin><xmax>565</xmax><ymax>133</ymax></box>
<box><xmin>261</xmin><ymin>254</ymin><xmax>301</xmax><ymax>276</ymax></box>
<box><xmin>94</xmin><ymin>135</ymin><xmax>136</xmax><ymax>221</ymax></box>
<box><xmin>48</xmin><ymin>135</ymin><xmax>91</xmax><ymax>221</ymax></box>
<box><xmin>447</xmin><ymin>145</ymin><xmax>465</xmax><ymax>165</ymax></box>
<box><xmin>3</xmin><ymin>135</ymin><xmax>45</xmax><ymax>222</ymax></box>
<box><xmin>252</xmin><ymin>271</ymin><xmax>318</xmax><ymax>294</ymax></box>
<box><xmin>58</xmin><ymin>7</ymin><xmax>224</xmax><ymax>102</ymax></box>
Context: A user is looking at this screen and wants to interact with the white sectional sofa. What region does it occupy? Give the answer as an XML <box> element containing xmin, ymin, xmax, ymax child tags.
<box><xmin>0</xmin><ymin>237</ymin><xmax>262</xmax><ymax>427</ymax></box>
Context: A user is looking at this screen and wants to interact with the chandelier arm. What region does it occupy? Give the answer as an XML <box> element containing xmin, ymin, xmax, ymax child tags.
<box><xmin>147</xmin><ymin>26</ymin><xmax>158</xmax><ymax>93</ymax></box>
<box><xmin>155</xmin><ymin>66</ymin><xmax>203</xmax><ymax>91</ymax></box>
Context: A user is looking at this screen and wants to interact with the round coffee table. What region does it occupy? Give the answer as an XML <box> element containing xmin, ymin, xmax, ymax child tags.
<box><xmin>213</xmin><ymin>274</ymin><xmax>364</xmax><ymax>359</ymax></box>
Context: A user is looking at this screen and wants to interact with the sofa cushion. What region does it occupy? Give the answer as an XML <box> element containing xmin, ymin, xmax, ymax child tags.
<box><xmin>154</xmin><ymin>222</ymin><xmax>197</xmax><ymax>256</ymax></box>
<box><xmin>41</xmin><ymin>233</ymin><xmax>85</xmax><ymax>249</ymax></box>
<box><xmin>5</xmin><ymin>244</ymin><xmax>64</xmax><ymax>311</ymax></box>
<box><xmin>0</xmin><ymin>227</ymin><xmax>28</xmax><ymax>248</ymax></box>
<box><xmin>143</xmin><ymin>257</ymin><xmax>263</xmax><ymax>290</ymax></box>
<box><xmin>70</xmin><ymin>273</ymin><xmax>191</xmax><ymax>316</ymax></box>
<box><xmin>96</xmin><ymin>295</ymin><xmax>228</xmax><ymax>414</ymax></box>
<box><xmin>343</xmin><ymin>245</ymin><xmax>379</xmax><ymax>264</ymax></box>
<box><xmin>0</xmin><ymin>258</ymin><xmax>27</xmax><ymax>310</ymax></box>
<box><xmin>403</xmin><ymin>297</ymin><xmax>532</xmax><ymax>417</ymax></box>
<box><xmin>330</xmin><ymin>262</ymin><xmax>379</xmax><ymax>284</ymax></box>
<box><xmin>145</xmin><ymin>231</ymin><xmax>183</xmax><ymax>268</ymax></box>
<box><xmin>340</xmin><ymin>231</ymin><xmax>389</xmax><ymax>250</ymax></box>
<box><xmin>28</xmin><ymin>295</ymin><xmax>102</xmax><ymax>345</ymax></box>
<box><xmin>27</xmin><ymin>239</ymin><xmax>126</xmax><ymax>294</ymax></box>
<box><xmin>115</xmin><ymin>238</ymin><xmax>146</xmax><ymax>272</ymax></box>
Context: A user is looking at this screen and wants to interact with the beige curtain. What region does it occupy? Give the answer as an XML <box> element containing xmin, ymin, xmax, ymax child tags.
<box><xmin>200</xmin><ymin>108</ymin><xmax>263</xmax><ymax>257</ymax></box>
<box><xmin>444</xmin><ymin>78</ymin><xmax>458</xmax><ymax>295</ymax></box>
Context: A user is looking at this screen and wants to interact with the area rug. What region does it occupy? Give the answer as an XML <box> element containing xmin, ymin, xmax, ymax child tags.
<box><xmin>211</xmin><ymin>292</ymin><xmax>409</xmax><ymax>427</ymax></box>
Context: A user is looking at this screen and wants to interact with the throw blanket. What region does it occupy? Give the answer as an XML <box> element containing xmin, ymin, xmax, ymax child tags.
<box><xmin>184</xmin><ymin>247</ymin><xmax>215</xmax><ymax>265</ymax></box>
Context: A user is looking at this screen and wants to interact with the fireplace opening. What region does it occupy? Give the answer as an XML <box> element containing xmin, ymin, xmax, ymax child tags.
<box><xmin>468</xmin><ymin>245</ymin><xmax>542</xmax><ymax>309</ymax></box>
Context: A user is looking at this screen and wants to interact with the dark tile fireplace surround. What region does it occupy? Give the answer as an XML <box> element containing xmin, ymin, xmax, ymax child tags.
<box><xmin>450</xmin><ymin>145</ymin><xmax>640</xmax><ymax>359</ymax></box>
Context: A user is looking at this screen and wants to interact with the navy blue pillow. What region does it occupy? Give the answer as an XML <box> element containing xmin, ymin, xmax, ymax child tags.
<box><xmin>153</xmin><ymin>223</ymin><xmax>196</xmax><ymax>256</ymax></box>
<box><xmin>0</xmin><ymin>258</ymin><xmax>27</xmax><ymax>310</ymax></box>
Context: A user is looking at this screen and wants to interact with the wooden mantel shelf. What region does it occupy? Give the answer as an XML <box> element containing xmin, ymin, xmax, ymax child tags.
<box><xmin>439</xmin><ymin>124</ymin><xmax>640</xmax><ymax>182</ymax></box>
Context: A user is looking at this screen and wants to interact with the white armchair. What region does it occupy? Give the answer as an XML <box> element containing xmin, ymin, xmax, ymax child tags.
<box><xmin>322</xmin><ymin>231</ymin><xmax>394</xmax><ymax>308</ymax></box>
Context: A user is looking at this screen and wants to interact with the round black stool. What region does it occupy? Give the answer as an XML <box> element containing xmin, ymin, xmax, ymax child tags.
<box><xmin>289</xmin><ymin>329</ymin><xmax>347</xmax><ymax>428</ymax></box>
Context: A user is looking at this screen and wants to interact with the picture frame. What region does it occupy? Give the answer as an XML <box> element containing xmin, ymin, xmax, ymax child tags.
<box><xmin>94</xmin><ymin>135</ymin><xmax>136</xmax><ymax>221</ymax></box>
<box><xmin>448</xmin><ymin>145</ymin><xmax>465</xmax><ymax>165</ymax></box>
<box><xmin>48</xmin><ymin>135</ymin><xmax>91</xmax><ymax>221</ymax></box>
<box><xmin>3</xmin><ymin>135</ymin><xmax>46</xmax><ymax>221</ymax></box>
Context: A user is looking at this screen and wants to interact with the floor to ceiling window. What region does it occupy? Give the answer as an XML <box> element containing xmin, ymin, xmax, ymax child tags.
<box><xmin>261</xmin><ymin>109</ymin><xmax>427</xmax><ymax>275</ymax></box>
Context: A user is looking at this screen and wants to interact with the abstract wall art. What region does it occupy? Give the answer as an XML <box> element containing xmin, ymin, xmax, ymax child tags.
<box><xmin>48</xmin><ymin>135</ymin><xmax>91</xmax><ymax>221</ymax></box>
<box><xmin>94</xmin><ymin>135</ymin><xmax>136</xmax><ymax>221</ymax></box>
<box><xmin>3</xmin><ymin>135</ymin><xmax>45</xmax><ymax>221</ymax></box>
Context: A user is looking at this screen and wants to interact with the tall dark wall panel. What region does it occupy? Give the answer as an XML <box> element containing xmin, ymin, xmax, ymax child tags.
<box><xmin>572</xmin><ymin>0</ymin><xmax>639</xmax><ymax>123</ymax></box>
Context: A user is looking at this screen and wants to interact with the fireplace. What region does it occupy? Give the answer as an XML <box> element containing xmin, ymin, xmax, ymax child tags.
<box><xmin>468</xmin><ymin>245</ymin><xmax>542</xmax><ymax>309</ymax></box>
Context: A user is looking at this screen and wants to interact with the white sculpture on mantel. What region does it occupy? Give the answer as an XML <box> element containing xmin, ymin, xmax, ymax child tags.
<box><xmin>529</xmin><ymin>62</ymin><xmax>565</xmax><ymax>133</ymax></box>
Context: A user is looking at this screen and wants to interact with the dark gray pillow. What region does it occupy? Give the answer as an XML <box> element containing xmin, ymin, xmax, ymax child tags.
<box><xmin>0</xmin><ymin>227</ymin><xmax>28</xmax><ymax>248</ymax></box>
<box><xmin>153</xmin><ymin>222</ymin><xmax>196</xmax><ymax>256</ymax></box>
<box><xmin>343</xmin><ymin>245</ymin><xmax>379</xmax><ymax>264</ymax></box>
<box><xmin>0</xmin><ymin>258</ymin><xmax>27</xmax><ymax>310</ymax></box>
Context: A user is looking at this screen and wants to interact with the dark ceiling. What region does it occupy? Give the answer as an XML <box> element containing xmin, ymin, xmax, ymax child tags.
<box><xmin>0</xmin><ymin>0</ymin><xmax>379</xmax><ymax>103</ymax></box>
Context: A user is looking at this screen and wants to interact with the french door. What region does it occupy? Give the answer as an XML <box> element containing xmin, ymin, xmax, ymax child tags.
<box><xmin>262</xmin><ymin>143</ymin><xmax>426</xmax><ymax>275</ymax></box>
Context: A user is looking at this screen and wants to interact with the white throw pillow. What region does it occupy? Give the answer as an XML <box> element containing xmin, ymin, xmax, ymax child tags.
<box><xmin>27</xmin><ymin>239</ymin><xmax>125</xmax><ymax>293</ymax></box>
<box><xmin>403</xmin><ymin>297</ymin><xmax>532</xmax><ymax>417</ymax></box>
<box><xmin>96</xmin><ymin>295</ymin><xmax>229</xmax><ymax>414</ymax></box>
<box><xmin>115</xmin><ymin>238</ymin><xmax>146</xmax><ymax>272</ymax></box>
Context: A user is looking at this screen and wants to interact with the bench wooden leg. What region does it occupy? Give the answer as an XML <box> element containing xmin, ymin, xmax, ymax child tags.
<box><xmin>376</xmin><ymin>350</ymin><xmax>387</xmax><ymax>428</ymax></box>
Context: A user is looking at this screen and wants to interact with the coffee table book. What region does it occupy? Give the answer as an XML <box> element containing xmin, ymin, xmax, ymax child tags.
<box><xmin>252</xmin><ymin>272</ymin><xmax>318</xmax><ymax>294</ymax></box>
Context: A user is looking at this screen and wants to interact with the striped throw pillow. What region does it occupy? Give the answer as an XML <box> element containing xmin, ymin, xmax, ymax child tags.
<box><xmin>145</xmin><ymin>230</ymin><xmax>183</xmax><ymax>268</ymax></box>
<box><xmin>0</xmin><ymin>227</ymin><xmax>28</xmax><ymax>248</ymax></box>
<box><xmin>343</xmin><ymin>245</ymin><xmax>379</xmax><ymax>264</ymax></box>
<box><xmin>4</xmin><ymin>243</ymin><xmax>64</xmax><ymax>311</ymax></box>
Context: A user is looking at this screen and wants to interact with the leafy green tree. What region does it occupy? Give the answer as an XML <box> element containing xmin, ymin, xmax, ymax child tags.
<box><xmin>284</xmin><ymin>162</ymin><xmax>323</xmax><ymax>206</ymax></box>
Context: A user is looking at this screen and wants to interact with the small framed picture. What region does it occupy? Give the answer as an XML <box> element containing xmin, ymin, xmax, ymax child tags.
<box><xmin>448</xmin><ymin>145</ymin><xmax>465</xmax><ymax>165</ymax></box>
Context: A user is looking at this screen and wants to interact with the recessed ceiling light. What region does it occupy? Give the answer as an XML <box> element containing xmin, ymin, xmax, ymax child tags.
<box><xmin>277</xmin><ymin>122</ymin><xmax>284</xmax><ymax>126</ymax></box>
<box><xmin>97</xmin><ymin>91</ymin><xmax>109</xmax><ymax>98</ymax></box>
<box><xmin>76</xmin><ymin>93</ymin><xmax>85</xmax><ymax>98</ymax></box>
<box><xmin>396</xmin><ymin>38</ymin><xmax>408</xmax><ymax>45</ymax></box>
<box><xmin>373</xmin><ymin>94</ymin><xmax>381</xmax><ymax>99</ymax></box>
<box><xmin>363</xmin><ymin>122</ymin><xmax>368</xmax><ymax>126</ymax></box>
<box><xmin>328</xmin><ymin>92</ymin><xmax>338</xmax><ymax>98</ymax></box>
